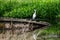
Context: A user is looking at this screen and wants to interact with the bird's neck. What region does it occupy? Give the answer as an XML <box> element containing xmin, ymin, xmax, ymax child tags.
<box><xmin>34</xmin><ymin>11</ymin><xmax>36</xmax><ymax>14</ymax></box>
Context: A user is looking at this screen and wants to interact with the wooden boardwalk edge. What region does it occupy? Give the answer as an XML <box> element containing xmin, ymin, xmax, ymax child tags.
<box><xmin>0</xmin><ymin>18</ymin><xmax>50</xmax><ymax>26</ymax></box>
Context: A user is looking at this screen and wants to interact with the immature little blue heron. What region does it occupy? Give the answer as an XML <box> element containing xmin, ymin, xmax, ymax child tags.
<box><xmin>32</xmin><ymin>9</ymin><xmax>37</xmax><ymax>40</ymax></box>
<box><xmin>32</xmin><ymin>9</ymin><xmax>36</xmax><ymax>20</ymax></box>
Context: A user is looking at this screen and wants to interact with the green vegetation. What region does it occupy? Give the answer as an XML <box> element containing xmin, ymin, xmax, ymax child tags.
<box><xmin>0</xmin><ymin>0</ymin><xmax>60</xmax><ymax>40</ymax></box>
<box><xmin>0</xmin><ymin>0</ymin><xmax>60</xmax><ymax>35</ymax></box>
<box><xmin>0</xmin><ymin>0</ymin><xmax>60</xmax><ymax>24</ymax></box>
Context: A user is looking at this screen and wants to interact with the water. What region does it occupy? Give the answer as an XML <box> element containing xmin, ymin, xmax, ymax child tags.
<box><xmin>0</xmin><ymin>30</ymin><xmax>59</xmax><ymax>40</ymax></box>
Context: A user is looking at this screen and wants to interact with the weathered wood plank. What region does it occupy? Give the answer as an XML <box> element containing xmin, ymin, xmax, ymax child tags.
<box><xmin>0</xmin><ymin>18</ymin><xmax>50</xmax><ymax>33</ymax></box>
<box><xmin>0</xmin><ymin>18</ymin><xmax>50</xmax><ymax>26</ymax></box>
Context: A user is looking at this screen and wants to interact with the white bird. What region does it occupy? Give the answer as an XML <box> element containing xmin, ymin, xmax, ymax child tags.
<box><xmin>32</xmin><ymin>9</ymin><xmax>36</xmax><ymax>20</ymax></box>
<box><xmin>33</xmin><ymin>33</ymin><xmax>37</xmax><ymax>40</ymax></box>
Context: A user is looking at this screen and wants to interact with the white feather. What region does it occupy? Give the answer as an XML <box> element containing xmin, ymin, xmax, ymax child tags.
<box><xmin>32</xmin><ymin>10</ymin><xmax>36</xmax><ymax>20</ymax></box>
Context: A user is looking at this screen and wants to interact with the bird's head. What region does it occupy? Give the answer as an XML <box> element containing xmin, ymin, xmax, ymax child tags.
<box><xmin>34</xmin><ymin>9</ymin><xmax>36</xmax><ymax>12</ymax></box>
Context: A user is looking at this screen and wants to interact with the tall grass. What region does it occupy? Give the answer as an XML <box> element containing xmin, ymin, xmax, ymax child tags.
<box><xmin>0</xmin><ymin>0</ymin><xmax>60</xmax><ymax>24</ymax></box>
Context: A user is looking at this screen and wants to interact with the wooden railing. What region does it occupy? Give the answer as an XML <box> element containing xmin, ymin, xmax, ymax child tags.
<box><xmin>0</xmin><ymin>18</ymin><xmax>50</xmax><ymax>33</ymax></box>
